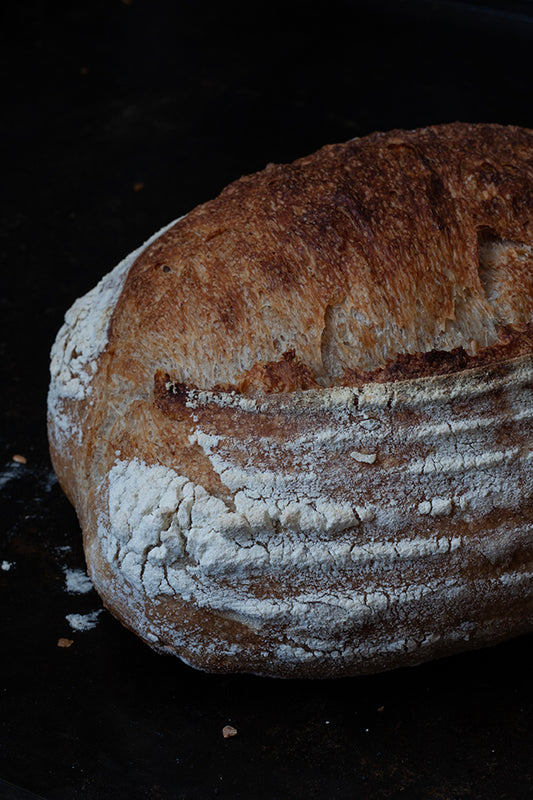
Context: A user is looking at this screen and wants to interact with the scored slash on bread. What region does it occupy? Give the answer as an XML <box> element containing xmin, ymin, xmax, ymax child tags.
<box><xmin>48</xmin><ymin>123</ymin><xmax>533</xmax><ymax>677</ymax></box>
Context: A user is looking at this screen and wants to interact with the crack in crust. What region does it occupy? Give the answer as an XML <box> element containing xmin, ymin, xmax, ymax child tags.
<box><xmin>155</xmin><ymin>325</ymin><xmax>533</xmax><ymax>403</ymax></box>
<box><xmin>154</xmin><ymin>370</ymin><xmax>194</xmax><ymax>417</ymax></box>
<box><xmin>342</xmin><ymin>323</ymin><xmax>533</xmax><ymax>386</ymax></box>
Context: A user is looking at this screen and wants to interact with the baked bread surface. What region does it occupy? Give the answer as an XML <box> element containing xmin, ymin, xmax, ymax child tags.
<box><xmin>48</xmin><ymin>123</ymin><xmax>533</xmax><ymax>677</ymax></box>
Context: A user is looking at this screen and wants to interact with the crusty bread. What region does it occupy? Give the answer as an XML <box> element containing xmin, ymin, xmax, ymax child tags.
<box><xmin>48</xmin><ymin>123</ymin><xmax>533</xmax><ymax>677</ymax></box>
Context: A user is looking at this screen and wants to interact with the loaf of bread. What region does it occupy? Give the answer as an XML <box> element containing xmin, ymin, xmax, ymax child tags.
<box><xmin>48</xmin><ymin>123</ymin><xmax>533</xmax><ymax>677</ymax></box>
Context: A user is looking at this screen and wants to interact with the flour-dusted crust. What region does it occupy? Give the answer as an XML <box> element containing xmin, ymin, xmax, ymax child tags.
<box><xmin>48</xmin><ymin>123</ymin><xmax>533</xmax><ymax>677</ymax></box>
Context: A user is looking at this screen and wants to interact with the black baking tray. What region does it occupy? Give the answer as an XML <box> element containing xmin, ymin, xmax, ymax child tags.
<box><xmin>1</xmin><ymin>1</ymin><xmax>532</xmax><ymax>798</ymax></box>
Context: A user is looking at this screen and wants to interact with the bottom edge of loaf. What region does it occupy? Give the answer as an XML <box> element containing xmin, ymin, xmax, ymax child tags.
<box><xmin>85</xmin><ymin>531</ymin><xmax>532</xmax><ymax>679</ymax></box>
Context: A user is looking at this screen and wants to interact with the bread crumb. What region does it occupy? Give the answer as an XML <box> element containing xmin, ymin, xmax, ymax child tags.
<box><xmin>12</xmin><ymin>454</ymin><xmax>27</xmax><ymax>464</ymax></box>
<box><xmin>133</xmin><ymin>182</ymin><xmax>144</xmax><ymax>192</ymax></box>
<box><xmin>57</xmin><ymin>638</ymin><xmax>73</xmax><ymax>648</ymax></box>
<box><xmin>1</xmin><ymin>560</ymin><xmax>13</xmax><ymax>571</ymax></box>
<box><xmin>222</xmin><ymin>725</ymin><xmax>238</xmax><ymax>739</ymax></box>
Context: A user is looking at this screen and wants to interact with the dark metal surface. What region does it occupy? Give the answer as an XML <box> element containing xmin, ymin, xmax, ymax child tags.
<box><xmin>0</xmin><ymin>779</ymin><xmax>47</xmax><ymax>800</ymax></box>
<box><xmin>1</xmin><ymin>1</ymin><xmax>531</xmax><ymax>798</ymax></box>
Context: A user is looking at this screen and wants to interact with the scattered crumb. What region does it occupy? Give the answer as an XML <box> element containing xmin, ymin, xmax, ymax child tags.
<box><xmin>12</xmin><ymin>454</ymin><xmax>27</xmax><ymax>464</ymax></box>
<box><xmin>57</xmin><ymin>638</ymin><xmax>74</xmax><ymax>648</ymax></box>
<box><xmin>66</xmin><ymin>610</ymin><xmax>102</xmax><ymax>631</ymax></box>
<box><xmin>80</xmin><ymin>66</ymin><xmax>88</xmax><ymax>75</ymax></box>
<box><xmin>1</xmin><ymin>560</ymin><xmax>13</xmax><ymax>571</ymax></box>
<box><xmin>222</xmin><ymin>725</ymin><xmax>238</xmax><ymax>739</ymax></box>
<box><xmin>64</xmin><ymin>567</ymin><xmax>93</xmax><ymax>595</ymax></box>
<box><xmin>378</xmin><ymin>705</ymin><xmax>385</xmax><ymax>712</ymax></box>
<box><xmin>133</xmin><ymin>182</ymin><xmax>145</xmax><ymax>192</ymax></box>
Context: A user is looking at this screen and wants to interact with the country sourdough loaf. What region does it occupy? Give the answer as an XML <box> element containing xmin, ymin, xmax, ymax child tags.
<box><xmin>48</xmin><ymin>123</ymin><xmax>533</xmax><ymax>677</ymax></box>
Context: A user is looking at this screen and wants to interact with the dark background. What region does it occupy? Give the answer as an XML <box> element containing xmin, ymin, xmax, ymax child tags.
<box><xmin>1</xmin><ymin>1</ymin><xmax>532</xmax><ymax>798</ymax></box>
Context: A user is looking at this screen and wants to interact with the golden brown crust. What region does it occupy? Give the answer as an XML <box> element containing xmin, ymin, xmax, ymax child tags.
<box><xmin>236</xmin><ymin>350</ymin><xmax>319</xmax><ymax>393</ymax></box>
<box><xmin>109</xmin><ymin>122</ymin><xmax>533</xmax><ymax>394</ymax></box>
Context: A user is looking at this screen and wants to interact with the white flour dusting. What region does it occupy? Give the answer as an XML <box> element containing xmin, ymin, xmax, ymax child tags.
<box><xmin>64</xmin><ymin>568</ymin><xmax>93</xmax><ymax>594</ymax></box>
<box><xmin>42</xmin><ymin>471</ymin><xmax>58</xmax><ymax>492</ymax></box>
<box><xmin>0</xmin><ymin>463</ymin><xmax>24</xmax><ymax>490</ymax></box>
<box><xmin>92</xmin><ymin>354</ymin><xmax>533</xmax><ymax>669</ymax></box>
<box><xmin>47</xmin><ymin>216</ymin><xmax>183</xmax><ymax>440</ymax></box>
<box><xmin>66</xmin><ymin>611</ymin><xmax>102</xmax><ymax>631</ymax></box>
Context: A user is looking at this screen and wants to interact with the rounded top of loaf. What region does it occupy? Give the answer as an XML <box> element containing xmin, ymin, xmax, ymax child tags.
<box><xmin>108</xmin><ymin>122</ymin><xmax>533</xmax><ymax>393</ymax></box>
